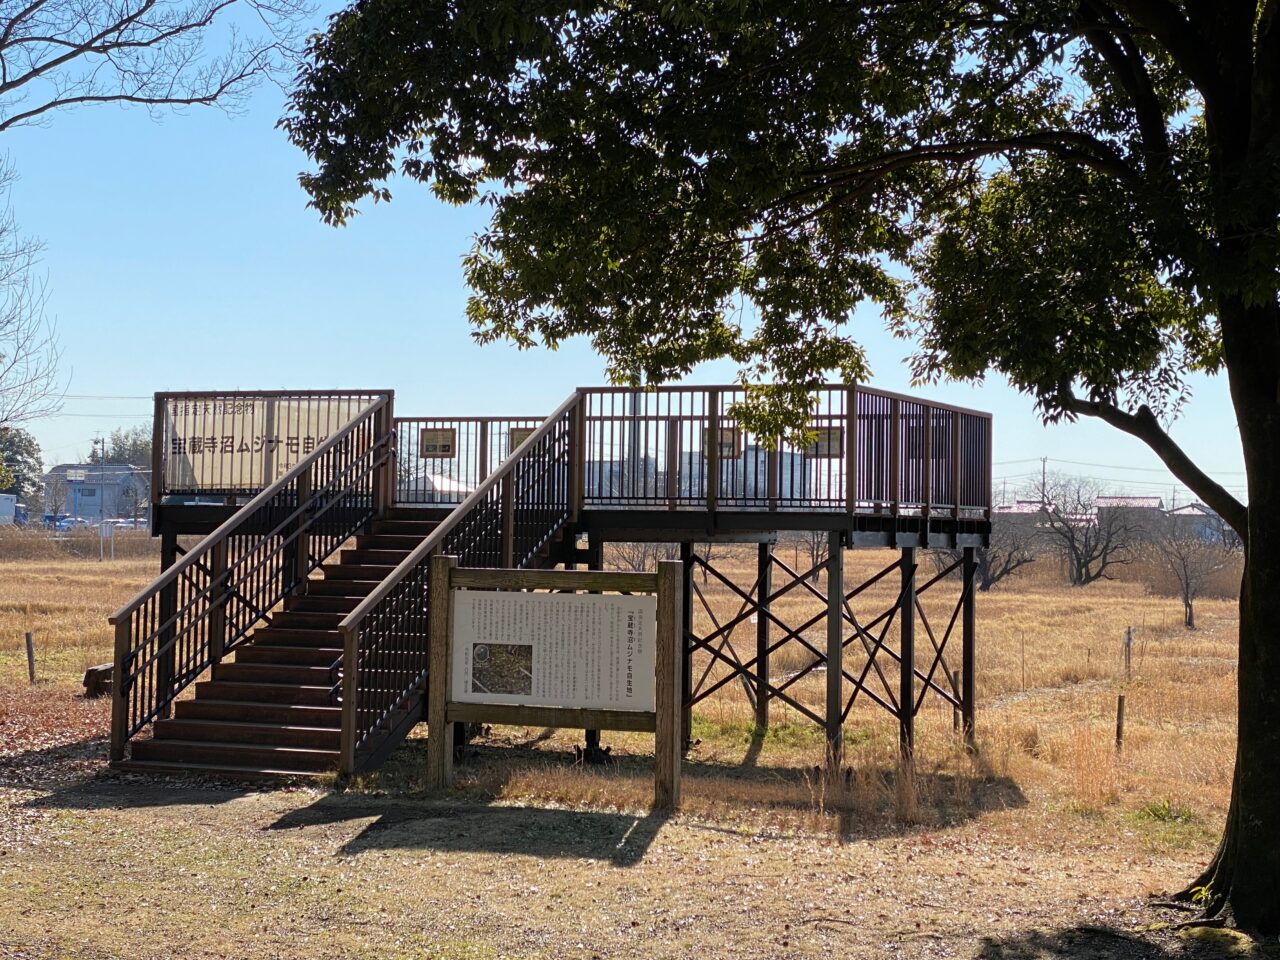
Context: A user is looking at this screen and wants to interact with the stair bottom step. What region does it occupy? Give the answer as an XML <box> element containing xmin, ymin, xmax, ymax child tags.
<box><xmin>111</xmin><ymin>759</ymin><xmax>330</xmax><ymax>782</ymax></box>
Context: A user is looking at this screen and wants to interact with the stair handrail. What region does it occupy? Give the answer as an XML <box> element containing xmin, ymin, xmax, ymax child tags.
<box><xmin>109</xmin><ymin>394</ymin><xmax>395</xmax><ymax>760</ymax></box>
<box><xmin>335</xmin><ymin>389</ymin><xmax>582</xmax><ymax>772</ymax></box>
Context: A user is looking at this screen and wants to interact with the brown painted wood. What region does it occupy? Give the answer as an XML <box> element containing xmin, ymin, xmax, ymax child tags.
<box><xmin>825</xmin><ymin>531</ymin><xmax>843</xmax><ymax>766</ymax></box>
<box><xmin>654</xmin><ymin>559</ymin><xmax>682</xmax><ymax>811</ymax></box>
<box><xmin>450</xmin><ymin>567</ymin><xmax>658</xmax><ymax>593</ymax></box>
<box><xmin>446</xmin><ymin>703</ymin><xmax>657</xmax><ymax>732</ymax></box>
<box><xmin>426</xmin><ymin>554</ymin><xmax>457</xmax><ymax>790</ymax></box>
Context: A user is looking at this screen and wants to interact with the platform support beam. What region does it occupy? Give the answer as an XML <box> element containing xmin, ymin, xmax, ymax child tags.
<box><xmin>825</xmin><ymin>530</ymin><xmax>843</xmax><ymax>766</ymax></box>
<box><xmin>962</xmin><ymin>546</ymin><xmax>977</xmax><ymax>749</ymax></box>
<box><xmin>755</xmin><ymin>541</ymin><xmax>771</xmax><ymax>730</ymax></box>
<box><xmin>899</xmin><ymin>546</ymin><xmax>917</xmax><ymax>760</ymax></box>
<box><xmin>680</xmin><ymin>541</ymin><xmax>695</xmax><ymax>749</ymax></box>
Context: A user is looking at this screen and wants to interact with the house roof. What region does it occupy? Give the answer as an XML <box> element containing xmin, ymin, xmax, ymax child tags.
<box><xmin>1096</xmin><ymin>495</ymin><xmax>1165</xmax><ymax>509</ymax></box>
<box><xmin>1167</xmin><ymin>502</ymin><xmax>1213</xmax><ymax>517</ymax></box>
<box><xmin>44</xmin><ymin>463</ymin><xmax>148</xmax><ymax>482</ymax></box>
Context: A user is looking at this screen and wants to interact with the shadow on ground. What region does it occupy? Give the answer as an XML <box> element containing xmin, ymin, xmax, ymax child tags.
<box><xmin>269</xmin><ymin>796</ymin><xmax>667</xmax><ymax>866</ymax></box>
<box><xmin>976</xmin><ymin>924</ymin><xmax>1277</xmax><ymax>959</ymax></box>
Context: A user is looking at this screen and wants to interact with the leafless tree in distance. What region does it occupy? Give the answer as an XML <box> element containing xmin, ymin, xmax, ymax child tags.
<box><xmin>1030</xmin><ymin>473</ymin><xmax>1141</xmax><ymax>586</ymax></box>
<box><xmin>1151</xmin><ymin>513</ymin><xmax>1240</xmax><ymax>628</ymax></box>
<box><xmin>931</xmin><ymin>513</ymin><xmax>1040</xmax><ymax>591</ymax></box>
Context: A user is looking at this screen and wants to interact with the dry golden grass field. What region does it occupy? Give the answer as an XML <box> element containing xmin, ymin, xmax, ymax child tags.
<box><xmin>0</xmin><ymin>539</ymin><xmax>1263</xmax><ymax>959</ymax></box>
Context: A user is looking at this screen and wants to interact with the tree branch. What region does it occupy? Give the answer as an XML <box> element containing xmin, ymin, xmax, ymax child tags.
<box><xmin>1104</xmin><ymin>0</ymin><xmax>1222</xmax><ymax>100</ymax></box>
<box><xmin>1061</xmin><ymin>393</ymin><xmax>1248</xmax><ymax>537</ymax></box>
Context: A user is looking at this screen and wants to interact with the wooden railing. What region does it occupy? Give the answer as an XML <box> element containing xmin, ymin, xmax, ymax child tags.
<box><xmin>578</xmin><ymin>385</ymin><xmax>992</xmax><ymax>517</ymax></box>
<box><xmin>393</xmin><ymin>416</ymin><xmax>543</xmax><ymax>504</ymax></box>
<box><xmin>109</xmin><ymin>397</ymin><xmax>396</xmax><ymax>760</ymax></box>
<box><xmin>337</xmin><ymin>392</ymin><xmax>580</xmax><ymax>773</ymax></box>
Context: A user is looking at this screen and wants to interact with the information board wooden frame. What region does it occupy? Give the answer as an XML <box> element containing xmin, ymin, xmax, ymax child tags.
<box><xmin>426</xmin><ymin>556</ymin><xmax>683</xmax><ymax>810</ymax></box>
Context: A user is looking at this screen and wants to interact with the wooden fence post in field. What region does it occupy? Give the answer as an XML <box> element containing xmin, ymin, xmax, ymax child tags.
<box><xmin>1116</xmin><ymin>626</ymin><xmax>1133</xmax><ymax>752</ymax></box>
<box><xmin>25</xmin><ymin>632</ymin><xmax>35</xmax><ymax>683</ymax></box>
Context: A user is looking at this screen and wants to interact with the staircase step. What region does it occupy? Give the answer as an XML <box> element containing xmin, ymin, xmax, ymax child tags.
<box><xmin>322</xmin><ymin>563</ymin><xmax>397</xmax><ymax>581</ymax></box>
<box><xmin>285</xmin><ymin>595</ymin><xmax>361</xmax><ymax>613</ymax></box>
<box><xmin>356</xmin><ymin>534</ymin><xmax>426</xmax><ymax>551</ymax></box>
<box><xmin>111</xmin><ymin>759</ymin><xmax>329</xmax><ymax>781</ymax></box>
<box><xmin>154</xmin><ymin>719</ymin><xmax>341</xmax><ymax>749</ymax></box>
<box><xmin>385</xmin><ymin>507</ymin><xmax>445</xmax><ymax>521</ymax></box>
<box><xmin>250</xmin><ymin>627</ymin><xmax>344</xmax><ymax>647</ymax></box>
<box><xmin>340</xmin><ymin>548</ymin><xmax>413</xmax><ymax>566</ymax></box>
<box><xmin>233</xmin><ymin>645</ymin><xmax>344</xmax><ymax>667</ymax></box>
<box><xmin>195</xmin><ymin>680</ymin><xmax>335</xmax><ymax>705</ymax></box>
<box><xmin>174</xmin><ymin>699</ymin><xmax>341</xmax><ymax>726</ymax></box>
<box><xmin>272</xmin><ymin>610</ymin><xmax>345</xmax><ymax>629</ymax></box>
<box><xmin>372</xmin><ymin>520</ymin><xmax>442</xmax><ymax>536</ymax></box>
<box><xmin>306</xmin><ymin>579</ymin><xmax>381</xmax><ymax>597</ymax></box>
<box><xmin>131</xmin><ymin>738</ymin><xmax>338</xmax><ymax>772</ymax></box>
<box><xmin>214</xmin><ymin>662</ymin><xmax>336</xmax><ymax>685</ymax></box>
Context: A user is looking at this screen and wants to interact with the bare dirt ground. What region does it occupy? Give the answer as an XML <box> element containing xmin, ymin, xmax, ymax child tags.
<box><xmin>0</xmin><ymin>552</ymin><xmax>1270</xmax><ymax>958</ymax></box>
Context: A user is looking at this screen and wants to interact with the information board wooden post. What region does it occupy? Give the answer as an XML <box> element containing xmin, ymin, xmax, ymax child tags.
<box><xmin>426</xmin><ymin>553</ymin><xmax>458</xmax><ymax>790</ymax></box>
<box><xmin>655</xmin><ymin>560</ymin><xmax>683</xmax><ymax>811</ymax></box>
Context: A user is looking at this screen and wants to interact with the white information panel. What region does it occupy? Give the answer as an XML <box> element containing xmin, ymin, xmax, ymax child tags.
<box><xmin>451</xmin><ymin>591</ymin><xmax>657</xmax><ymax>711</ymax></box>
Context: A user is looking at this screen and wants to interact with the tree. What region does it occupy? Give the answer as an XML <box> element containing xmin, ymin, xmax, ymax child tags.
<box><xmin>44</xmin><ymin>474</ymin><xmax>66</xmax><ymax>516</ymax></box>
<box><xmin>0</xmin><ymin>0</ymin><xmax>308</xmax><ymax>137</ymax></box>
<box><xmin>0</xmin><ymin>461</ymin><xmax>11</xmax><ymax>490</ymax></box>
<box><xmin>0</xmin><ymin>166</ymin><xmax>58</xmax><ymax>427</ymax></box>
<box><xmin>1033</xmin><ymin>474</ymin><xmax>1140</xmax><ymax>587</ymax></box>
<box><xmin>932</xmin><ymin>514</ymin><xmax>1039</xmax><ymax>591</ymax></box>
<box><xmin>1151</xmin><ymin>514</ymin><xmax>1239</xmax><ymax>629</ymax></box>
<box><xmin>90</xmin><ymin>426</ymin><xmax>152</xmax><ymax>468</ymax></box>
<box><xmin>0</xmin><ymin>426</ymin><xmax>43</xmax><ymax>507</ymax></box>
<box><xmin>286</xmin><ymin>1</ymin><xmax>1279</xmax><ymax>932</ymax></box>
<box><xmin>778</xmin><ymin>530</ymin><xmax>829</xmax><ymax>584</ymax></box>
<box><xmin>607</xmin><ymin>540</ymin><xmax>678</xmax><ymax>573</ymax></box>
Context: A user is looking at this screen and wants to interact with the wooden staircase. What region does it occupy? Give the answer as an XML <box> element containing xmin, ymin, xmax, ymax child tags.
<box><xmin>120</xmin><ymin>509</ymin><xmax>439</xmax><ymax>778</ymax></box>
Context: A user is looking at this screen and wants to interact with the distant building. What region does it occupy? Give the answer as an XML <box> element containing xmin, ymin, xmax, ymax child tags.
<box><xmin>42</xmin><ymin>463</ymin><xmax>150</xmax><ymax>520</ymax></box>
<box><xmin>1096</xmin><ymin>495</ymin><xmax>1164</xmax><ymax>540</ymax></box>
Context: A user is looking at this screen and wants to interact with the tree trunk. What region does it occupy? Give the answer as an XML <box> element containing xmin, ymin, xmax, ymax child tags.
<box><xmin>1177</xmin><ymin>296</ymin><xmax>1280</xmax><ymax>933</ymax></box>
<box><xmin>1184</xmin><ymin>596</ymin><xmax>1195</xmax><ymax>630</ymax></box>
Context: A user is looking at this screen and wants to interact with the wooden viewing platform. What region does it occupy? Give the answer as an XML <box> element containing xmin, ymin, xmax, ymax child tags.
<box><xmin>110</xmin><ymin>385</ymin><xmax>992</xmax><ymax>781</ymax></box>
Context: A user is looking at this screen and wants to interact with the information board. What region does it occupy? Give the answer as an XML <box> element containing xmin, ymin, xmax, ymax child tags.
<box><xmin>419</xmin><ymin>428</ymin><xmax>457</xmax><ymax>458</ymax></box>
<box><xmin>451</xmin><ymin>591</ymin><xmax>657</xmax><ymax>711</ymax></box>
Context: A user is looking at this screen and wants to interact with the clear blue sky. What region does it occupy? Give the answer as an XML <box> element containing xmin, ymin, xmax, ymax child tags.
<box><xmin>3</xmin><ymin>48</ymin><xmax>1248</xmax><ymax>506</ymax></box>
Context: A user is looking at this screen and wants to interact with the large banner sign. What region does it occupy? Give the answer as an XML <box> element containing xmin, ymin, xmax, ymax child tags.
<box><xmin>451</xmin><ymin>591</ymin><xmax>657</xmax><ymax>712</ymax></box>
<box><xmin>162</xmin><ymin>395</ymin><xmax>375</xmax><ymax>494</ymax></box>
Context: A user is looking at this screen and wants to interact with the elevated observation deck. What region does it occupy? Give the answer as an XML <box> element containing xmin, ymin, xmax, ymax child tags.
<box><xmin>151</xmin><ymin>384</ymin><xmax>991</xmax><ymax>550</ymax></box>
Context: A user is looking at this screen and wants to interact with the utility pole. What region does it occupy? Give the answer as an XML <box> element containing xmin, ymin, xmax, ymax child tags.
<box><xmin>1040</xmin><ymin>456</ymin><xmax>1048</xmax><ymax>500</ymax></box>
<box><xmin>94</xmin><ymin>437</ymin><xmax>105</xmax><ymax>561</ymax></box>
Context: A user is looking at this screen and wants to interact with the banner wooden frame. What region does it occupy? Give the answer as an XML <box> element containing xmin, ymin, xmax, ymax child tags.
<box><xmin>426</xmin><ymin>556</ymin><xmax>683</xmax><ymax>811</ymax></box>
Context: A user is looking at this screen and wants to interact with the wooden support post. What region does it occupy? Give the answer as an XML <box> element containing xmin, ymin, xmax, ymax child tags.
<box><xmin>500</xmin><ymin>473</ymin><xmax>515</xmax><ymax>568</ymax></box>
<box><xmin>706</xmin><ymin>389</ymin><xmax>720</xmax><ymax>513</ymax></box>
<box><xmin>25</xmin><ymin>632</ymin><xmax>35</xmax><ymax>683</ymax></box>
<box><xmin>572</xmin><ymin>393</ymin><xmax>587</xmax><ymax>520</ymax></box>
<box><xmin>951</xmin><ymin>412</ymin><xmax>963</xmax><ymax>520</ymax></box>
<box><xmin>150</xmin><ymin>395</ymin><xmax>165</xmax><ymax>515</ymax></box>
<box><xmin>961</xmin><ymin>546</ymin><xmax>977</xmax><ymax>749</ymax></box>
<box><xmin>208</xmin><ymin>539</ymin><xmax>229</xmax><ymax>665</ymax></box>
<box><xmin>889</xmin><ymin>398</ymin><xmax>901</xmax><ymax>515</ymax></box>
<box><xmin>845</xmin><ymin>386</ymin><xmax>859</xmax><ymax>515</ymax></box>
<box><xmin>766</xmin><ymin>440</ymin><xmax>780</xmax><ymax>513</ymax></box>
<box><xmin>156</xmin><ymin>530</ymin><xmax>178</xmax><ymax>721</ymax></box>
<box><xmin>680</xmin><ymin>541</ymin><xmax>694</xmax><ymax>749</ymax></box>
<box><xmin>900</xmin><ymin>546</ymin><xmax>916</xmax><ymax>760</ymax></box>
<box><xmin>426</xmin><ymin>554</ymin><xmax>458</xmax><ymax>790</ymax></box>
<box><xmin>291</xmin><ymin>464</ymin><xmax>312</xmax><ymax>593</ymax></box>
<box><xmin>654</xmin><ymin>559</ymin><xmax>683</xmax><ymax>811</ymax></box>
<box><xmin>338</xmin><ymin>623</ymin><xmax>359</xmax><ymax>777</ymax></box>
<box><xmin>755</xmin><ymin>541</ymin><xmax>771</xmax><ymax>730</ymax></box>
<box><xmin>921</xmin><ymin>408</ymin><xmax>932</xmax><ymax>539</ymax></box>
<box><xmin>478</xmin><ymin>422</ymin><xmax>490</xmax><ymax>483</ymax></box>
<box><xmin>666</xmin><ymin>419</ymin><xmax>680</xmax><ymax>511</ymax></box>
<box><xmin>584</xmin><ymin>543</ymin><xmax>603</xmax><ymax>760</ymax></box>
<box><xmin>825</xmin><ymin>530</ymin><xmax>843</xmax><ymax>766</ymax></box>
<box><xmin>372</xmin><ymin>398</ymin><xmax>394</xmax><ymax>517</ymax></box>
<box><xmin>110</xmin><ymin>618</ymin><xmax>129</xmax><ymax>761</ymax></box>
